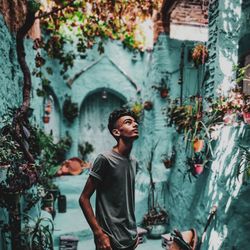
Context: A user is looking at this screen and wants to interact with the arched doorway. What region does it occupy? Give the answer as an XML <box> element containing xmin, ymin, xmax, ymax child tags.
<box><xmin>79</xmin><ymin>90</ymin><xmax>125</xmax><ymax>161</ymax></box>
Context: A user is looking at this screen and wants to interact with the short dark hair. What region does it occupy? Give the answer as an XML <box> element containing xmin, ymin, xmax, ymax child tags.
<box><xmin>108</xmin><ymin>109</ymin><xmax>138</xmax><ymax>134</ymax></box>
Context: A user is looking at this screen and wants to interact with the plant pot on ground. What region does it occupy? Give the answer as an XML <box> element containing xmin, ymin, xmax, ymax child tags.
<box><xmin>142</xmin><ymin>207</ymin><xmax>169</xmax><ymax>239</ymax></box>
<box><xmin>41</xmin><ymin>192</ymin><xmax>56</xmax><ymax>219</ymax></box>
<box><xmin>142</xmin><ymin>143</ymin><xmax>169</xmax><ymax>238</ymax></box>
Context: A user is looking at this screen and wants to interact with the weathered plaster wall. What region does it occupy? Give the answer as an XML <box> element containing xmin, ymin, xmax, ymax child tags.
<box><xmin>152</xmin><ymin>1</ymin><xmax>250</xmax><ymax>250</ymax></box>
<box><xmin>0</xmin><ymin>10</ymin><xmax>43</xmax><ymax>249</ymax></box>
<box><xmin>35</xmin><ymin>40</ymin><xmax>148</xmax><ymax>157</ymax></box>
<box><xmin>0</xmin><ymin>15</ymin><xmax>23</xmax><ymax>118</ymax></box>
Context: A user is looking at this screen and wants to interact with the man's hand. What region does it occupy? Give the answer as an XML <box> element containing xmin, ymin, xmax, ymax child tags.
<box><xmin>95</xmin><ymin>231</ymin><xmax>112</xmax><ymax>250</ymax></box>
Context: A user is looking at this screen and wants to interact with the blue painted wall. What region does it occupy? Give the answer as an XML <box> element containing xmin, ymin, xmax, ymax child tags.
<box><xmin>1</xmin><ymin>0</ymin><xmax>250</xmax><ymax>249</ymax></box>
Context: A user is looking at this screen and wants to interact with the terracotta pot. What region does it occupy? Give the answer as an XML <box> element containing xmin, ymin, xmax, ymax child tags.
<box><xmin>163</xmin><ymin>159</ymin><xmax>172</xmax><ymax>169</ymax></box>
<box><xmin>43</xmin><ymin>116</ymin><xmax>50</xmax><ymax>123</ymax></box>
<box><xmin>193</xmin><ymin>139</ymin><xmax>204</xmax><ymax>153</ymax></box>
<box><xmin>193</xmin><ymin>164</ymin><xmax>204</xmax><ymax>175</ymax></box>
<box><xmin>45</xmin><ymin>103</ymin><xmax>52</xmax><ymax>114</ymax></box>
<box><xmin>144</xmin><ymin>101</ymin><xmax>153</xmax><ymax>111</ymax></box>
<box><xmin>243</xmin><ymin>112</ymin><xmax>250</xmax><ymax>124</ymax></box>
<box><xmin>160</xmin><ymin>88</ymin><xmax>168</xmax><ymax>98</ymax></box>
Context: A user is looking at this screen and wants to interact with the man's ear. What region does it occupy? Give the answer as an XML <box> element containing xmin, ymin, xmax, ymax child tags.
<box><xmin>112</xmin><ymin>128</ymin><xmax>120</xmax><ymax>137</ymax></box>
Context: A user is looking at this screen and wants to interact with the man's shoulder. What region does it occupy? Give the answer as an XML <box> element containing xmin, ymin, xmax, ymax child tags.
<box><xmin>94</xmin><ymin>151</ymin><xmax>113</xmax><ymax>163</ymax></box>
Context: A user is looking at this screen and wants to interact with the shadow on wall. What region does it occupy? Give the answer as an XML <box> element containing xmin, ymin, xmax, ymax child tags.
<box><xmin>203</xmin><ymin>125</ymin><xmax>249</xmax><ymax>249</ymax></box>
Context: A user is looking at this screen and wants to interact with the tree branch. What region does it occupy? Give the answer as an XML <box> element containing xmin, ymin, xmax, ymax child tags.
<box><xmin>14</xmin><ymin>10</ymin><xmax>36</xmax><ymax>163</ymax></box>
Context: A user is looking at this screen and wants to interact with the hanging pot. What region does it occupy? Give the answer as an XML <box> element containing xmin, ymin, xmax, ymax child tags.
<box><xmin>223</xmin><ymin>111</ymin><xmax>236</xmax><ymax>125</ymax></box>
<box><xmin>160</xmin><ymin>88</ymin><xmax>169</xmax><ymax>98</ymax></box>
<box><xmin>43</xmin><ymin>115</ymin><xmax>50</xmax><ymax>123</ymax></box>
<box><xmin>193</xmin><ymin>139</ymin><xmax>204</xmax><ymax>153</ymax></box>
<box><xmin>193</xmin><ymin>164</ymin><xmax>204</xmax><ymax>175</ymax></box>
<box><xmin>45</xmin><ymin>103</ymin><xmax>52</xmax><ymax>114</ymax></box>
<box><xmin>163</xmin><ymin>159</ymin><xmax>172</xmax><ymax>169</ymax></box>
<box><xmin>243</xmin><ymin>111</ymin><xmax>250</xmax><ymax>124</ymax></box>
<box><xmin>144</xmin><ymin>101</ymin><xmax>153</xmax><ymax>111</ymax></box>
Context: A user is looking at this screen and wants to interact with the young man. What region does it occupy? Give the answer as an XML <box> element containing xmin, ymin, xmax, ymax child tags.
<box><xmin>79</xmin><ymin>109</ymin><xmax>139</xmax><ymax>250</ymax></box>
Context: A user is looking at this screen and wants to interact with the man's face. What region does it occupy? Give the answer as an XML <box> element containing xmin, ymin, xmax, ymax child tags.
<box><xmin>113</xmin><ymin>115</ymin><xmax>139</xmax><ymax>140</ymax></box>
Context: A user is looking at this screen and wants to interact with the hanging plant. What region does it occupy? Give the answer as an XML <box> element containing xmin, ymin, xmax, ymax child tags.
<box><xmin>185</xmin><ymin>154</ymin><xmax>206</xmax><ymax>181</ymax></box>
<box><xmin>143</xmin><ymin>101</ymin><xmax>153</xmax><ymax>111</ymax></box>
<box><xmin>43</xmin><ymin>115</ymin><xmax>50</xmax><ymax>124</ymax></box>
<box><xmin>78</xmin><ymin>141</ymin><xmax>94</xmax><ymax>160</ymax></box>
<box><xmin>162</xmin><ymin>148</ymin><xmax>176</xmax><ymax>169</ymax></box>
<box><xmin>44</xmin><ymin>101</ymin><xmax>52</xmax><ymax>114</ymax></box>
<box><xmin>191</xmin><ymin>44</ymin><xmax>208</xmax><ymax>67</ymax></box>
<box><xmin>63</xmin><ymin>96</ymin><xmax>79</xmax><ymax>123</ymax></box>
<box><xmin>242</xmin><ymin>101</ymin><xmax>250</xmax><ymax>124</ymax></box>
<box><xmin>193</xmin><ymin>138</ymin><xmax>205</xmax><ymax>153</ymax></box>
<box><xmin>131</xmin><ymin>101</ymin><xmax>144</xmax><ymax>120</ymax></box>
<box><xmin>152</xmin><ymin>79</ymin><xmax>170</xmax><ymax>99</ymax></box>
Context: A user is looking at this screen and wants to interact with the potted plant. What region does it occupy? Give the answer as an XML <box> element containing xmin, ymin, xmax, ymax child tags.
<box><xmin>191</xmin><ymin>43</ymin><xmax>208</xmax><ymax>67</ymax></box>
<box><xmin>131</xmin><ymin>101</ymin><xmax>144</xmax><ymax>120</ymax></box>
<box><xmin>143</xmin><ymin>100</ymin><xmax>153</xmax><ymax>111</ymax></box>
<box><xmin>242</xmin><ymin>101</ymin><xmax>250</xmax><ymax>124</ymax></box>
<box><xmin>236</xmin><ymin>145</ymin><xmax>250</xmax><ymax>181</ymax></box>
<box><xmin>22</xmin><ymin>213</ymin><xmax>54</xmax><ymax>250</ymax></box>
<box><xmin>186</xmin><ymin>154</ymin><xmax>206</xmax><ymax>178</ymax></box>
<box><xmin>63</xmin><ymin>96</ymin><xmax>79</xmax><ymax>123</ymax></box>
<box><xmin>152</xmin><ymin>81</ymin><xmax>169</xmax><ymax>99</ymax></box>
<box><xmin>142</xmin><ymin>143</ymin><xmax>169</xmax><ymax>238</ymax></box>
<box><xmin>78</xmin><ymin>141</ymin><xmax>94</xmax><ymax>160</ymax></box>
<box><xmin>43</xmin><ymin>115</ymin><xmax>50</xmax><ymax>123</ymax></box>
<box><xmin>162</xmin><ymin>149</ymin><xmax>176</xmax><ymax>169</ymax></box>
<box><xmin>44</xmin><ymin>100</ymin><xmax>52</xmax><ymax>114</ymax></box>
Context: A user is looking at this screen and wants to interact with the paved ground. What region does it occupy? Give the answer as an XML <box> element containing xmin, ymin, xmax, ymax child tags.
<box><xmin>52</xmin><ymin>174</ymin><xmax>163</xmax><ymax>250</ymax></box>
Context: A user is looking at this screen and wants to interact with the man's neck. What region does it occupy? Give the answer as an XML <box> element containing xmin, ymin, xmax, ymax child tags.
<box><xmin>113</xmin><ymin>139</ymin><xmax>133</xmax><ymax>158</ymax></box>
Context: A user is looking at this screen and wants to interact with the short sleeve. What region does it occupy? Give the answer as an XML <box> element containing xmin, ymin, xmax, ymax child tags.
<box><xmin>89</xmin><ymin>154</ymin><xmax>108</xmax><ymax>181</ymax></box>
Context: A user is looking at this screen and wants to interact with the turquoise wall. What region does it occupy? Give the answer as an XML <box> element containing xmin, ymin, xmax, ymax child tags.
<box><xmin>0</xmin><ymin>15</ymin><xmax>22</xmax><ymax>118</ymax></box>
<box><xmin>0</xmin><ymin>15</ymin><xmax>23</xmax><ymax>250</ymax></box>
<box><xmin>0</xmin><ymin>13</ymin><xmax>46</xmax><ymax>250</ymax></box>
<box><xmin>1</xmin><ymin>0</ymin><xmax>250</xmax><ymax>249</ymax></box>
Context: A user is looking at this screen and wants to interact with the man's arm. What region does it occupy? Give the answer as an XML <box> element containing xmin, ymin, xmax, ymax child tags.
<box><xmin>79</xmin><ymin>176</ymin><xmax>112</xmax><ymax>250</ymax></box>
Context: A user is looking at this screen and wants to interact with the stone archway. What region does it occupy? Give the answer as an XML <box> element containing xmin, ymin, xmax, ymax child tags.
<box><xmin>79</xmin><ymin>90</ymin><xmax>125</xmax><ymax>161</ymax></box>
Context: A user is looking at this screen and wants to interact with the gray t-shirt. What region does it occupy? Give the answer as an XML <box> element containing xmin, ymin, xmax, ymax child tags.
<box><xmin>89</xmin><ymin>150</ymin><xmax>137</xmax><ymax>249</ymax></box>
